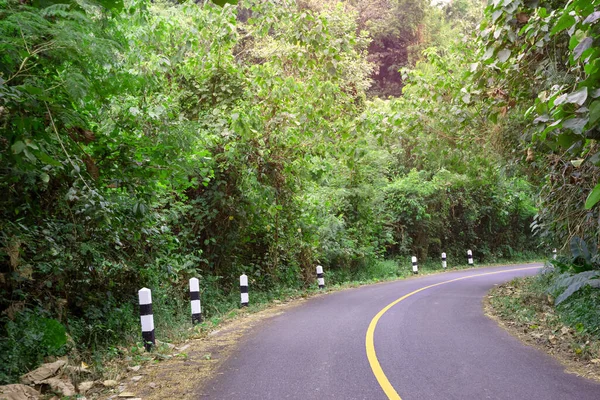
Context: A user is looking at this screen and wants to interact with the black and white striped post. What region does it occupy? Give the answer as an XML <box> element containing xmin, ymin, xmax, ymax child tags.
<box><xmin>240</xmin><ymin>274</ymin><xmax>249</xmax><ymax>307</ymax></box>
<box><xmin>316</xmin><ymin>265</ymin><xmax>325</xmax><ymax>289</ymax></box>
<box><xmin>189</xmin><ymin>278</ymin><xmax>202</xmax><ymax>325</ymax></box>
<box><xmin>467</xmin><ymin>250</ymin><xmax>474</xmax><ymax>265</ymax></box>
<box><xmin>553</xmin><ymin>248</ymin><xmax>557</xmax><ymax>260</ymax></box>
<box><xmin>442</xmin><ymin>252</ymin><xmax>447</xmax><ymax>269</ymax></box>
<box><xmin>412</xmin><ymin>256</ymin><xmax>418</xmax><ymax>274</ymax></box>
<box><xmin>138</xmin><ymin>288</ymin><xmax>155</xmax><ymax>351</ymax></box>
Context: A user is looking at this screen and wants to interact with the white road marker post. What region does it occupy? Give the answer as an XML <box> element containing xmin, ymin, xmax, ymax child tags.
<box><xmin>189</xmin><ymin>278</ymin><xmax>202</xmax><ymax>325</ymax></box>
<box><xmin>240</xmin><ymin>274</ymin><xmax>249</xmax><ymax>307</ymax></box>
<box><xmin>553</xmin><ymin>248</ymin><xmax>557</xmax><ymax>260</ymax></box>
<box><xmin>138</xmin><ymin>288</ymin><xmax>155</xmax><ymax>351</ymax></box>
<box><xmin>412</xmin><ymin>256</ymin><xmax>418</xmax><ymax>274</ymax></box>
<box><xmin>316</xmin><ymin>265</ymin><xmax>325</xmax><ymax>289</ymax></box>
<box><xmin>442</xmin><ymin>252</ymin><xmax>447</xmax><ymax>269</ymax></box>
<box><xmin>467</xmin><ymin>249</ymin><xmax>474</xmax><ymax>265</ymax></box>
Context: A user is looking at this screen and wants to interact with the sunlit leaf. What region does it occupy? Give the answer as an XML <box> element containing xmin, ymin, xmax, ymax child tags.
<box><xmin>585</xmin><ymin>183</ymin><xmax>600</xmax><ymax>209</ymax></box>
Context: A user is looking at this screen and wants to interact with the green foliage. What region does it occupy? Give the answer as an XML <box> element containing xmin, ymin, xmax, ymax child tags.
<box><xmin>0</xmin><ymin>311</ymin><xmax>67</xmax><ymax>384</ymax></box>
<box><xmin>473</xmin><ymin>0</ymin><xmax>600</xmax><ymax>248</ymax></box>
<box><xmin>0</xmin><ymin>0</ymin><xmax>541</xmax><ymax>383</ymax></box>
<box><xmin>550</xmin><ymin>270</ymin><xmax>600</xmax><ymax>305</ymax></box>
<box><xmin>547</xmin><ymin>236</ymin><xmax>600</xmax><ymax>305</ymax></box>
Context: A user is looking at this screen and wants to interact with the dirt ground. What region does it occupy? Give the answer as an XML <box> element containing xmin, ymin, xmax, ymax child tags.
<box><xmin>93</xmin><ymin>299</ymin><xmax>309</xmax><ymax>400</ymax></box>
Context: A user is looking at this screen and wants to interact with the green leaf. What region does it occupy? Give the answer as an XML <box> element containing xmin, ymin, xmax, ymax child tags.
<box><xmin>585</xmin><ymin>182</ymin><xmax>600</xmax><ymax>209</ymax></box>
<box><xmin>35</xmin><ymin>151</ymin><xmax>62</xmax><ymax>167</ymax></box>
<box><xmin>557</xmin><ymin>132</ymin><xmax>578</xmax><ymax>148</ymax></box>
<box><xmin>562</xmin><ymin>117</ymin><xmax>588</xmax><ymax>133</ymax></box>
<box><xmin>210</xmin><ymin>0</ymin><xmax>239</xmax><ymax>6</ymax></box>
<box><xmin>11</xmin><ymin>141</ymin><xmax>26</xmax><ymax>154</ymax></box>
<box><xmin>566</xmin><ymin>87</ymin><xmax>588</xmax><ymax>106</ymax></box>
<box><xmin>583</xmin><ymin>11</ymin><xmax>600</xmax><ymax>25</ymax></box>
<box><xmin>482</xmin><ymin>46</ymin><xmax>495</xmax><ymax>61</ymax></box>
<box><xmin>573</xmin><ymin>37</ymin><xmax>593</xmax><ymax>60</ymax></box>
<box><xmin>589</xmin><ymin>100</ymin><xmax>600</xmax><ymax>125</ymax></box>
<box><xmin>497</xmin><ymin>48</ymin><xmax>511</xmax><ymax>62</ymax></box>
<box><xmin>588</xmin><ymin>151</ymin><xmax>600</xmax><ymax>166</ymax></box>
<box><xmin>551</xmin><ymin>13</ymin><xmax>576</xmax><ymax>36</ymax></box>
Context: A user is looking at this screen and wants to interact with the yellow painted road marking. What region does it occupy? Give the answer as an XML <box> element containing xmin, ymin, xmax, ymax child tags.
<box><xmin>365</xmin><ymin>265</ymin><xmax>543</xmax><ymax>400</ymax></box>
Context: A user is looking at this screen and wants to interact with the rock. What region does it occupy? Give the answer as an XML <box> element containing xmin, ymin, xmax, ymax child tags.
<box><xmin>155</xmin><ymin>340</ymin><xmax>175</xmax><ymax>350</ymax></box>
<box><xmin>117</xmin><ymin>392</ymin><xmax>136</xmax><ymax>397</ymax></box>
<box><xmin>78</xmin><ymin>381</ymin><xmax>95</xmax><ymax>394</ymax></box>
<box><xmin>65</xmin><ymin>366</ymin><xmax>92</xmax><ymax>375</ymax></box>
<box><xmin>39</xmin><ymin>378</ymin><xmax>76</xmax><ymax>397</ymax></box>
<box><xmin>130</xmin><ymin>376</ymin><xmax>143</xmax><ymax>383</ymax></box>
<box><xmin>103</xmin><ymin>380</ymin><xmax>119</xmax><ymax>388</ymax></box>
<box><xmin>175</xmin><ymin>344</ymin><xmax>190</xmax><ymax>352</ymax></box>
<box><xmin>0</xmin><ymin>384</ymin><xmax>40</xmax><ymax>400</ymax></box>
<box><xmin>148</xmin><ymin>382</ymin><xmax>157</xmax><ymax>389</ymax></box>
<box><xmin>127</xmin><ymin>366</ymin><xmax>141</xmax><ymax>372</ymax></box>
<box><xmin>20</xmin><ymin>360</ymin><xmax>67</xmax><ymax>385</ymax></box>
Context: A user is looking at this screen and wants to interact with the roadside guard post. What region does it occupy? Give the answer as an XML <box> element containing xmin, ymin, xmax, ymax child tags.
<box><xmin>240</xmin><ymin>274</ymin><xmax>249</xmax><ymax>307</ymax></box>
<box><xmin>189</xmin><ymin>277</ymin><xmax>202</xmax><ymax>325</ymax></box>
<box><xmin>316</xmin><ymin>265</ymin><xmax>325</xmax><ymax>289</ymax></box>
<box><xmin>442</xmin><ymin>252</ymin><xmax>447</xmax><ymax>269</ymax></box>
<box><xmin>467</xmin><ymin>250</ymin><xmax>474</xmax><ymax>265</ymax></box>
<box><xmin>412</xmin><ymin>256</ymin><xmax>418</xmax><ymax>274</ymax></box>
<box><xmin>138</xmin><ymin>288</ymin><xmax>155</xmax><ymax>351</ymax></box>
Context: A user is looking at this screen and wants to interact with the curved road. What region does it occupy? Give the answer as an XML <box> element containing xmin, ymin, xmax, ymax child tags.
<box><xmin>201</xmin><ymin>264</ymin><xmax>600</xmax><ymax>399</ymax></box>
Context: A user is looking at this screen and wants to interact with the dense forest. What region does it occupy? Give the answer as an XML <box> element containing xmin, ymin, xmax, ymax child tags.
<box><xmin>1</xmin><ymin>0</ymin><xmax>599</xmax><ymax>384</ymax></box>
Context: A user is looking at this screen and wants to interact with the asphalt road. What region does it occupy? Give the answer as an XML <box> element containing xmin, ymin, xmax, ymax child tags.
<box><xmin>201</xmin><ymin>264</ymin><xmax>600</xmax><ymax>399</ymax></box>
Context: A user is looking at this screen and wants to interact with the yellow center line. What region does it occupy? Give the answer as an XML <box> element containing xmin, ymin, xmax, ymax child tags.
<box><xmin>365</xmin><ymin>265</ymin><xmax>543</xmax><ymax>400</ymax></box>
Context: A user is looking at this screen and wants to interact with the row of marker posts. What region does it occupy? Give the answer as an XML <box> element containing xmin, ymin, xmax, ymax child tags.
<box><xmin>411</xmin><ymin>250</ymin><xmax>474</xmax><ymax>274</ymax></box>
<box><xmin>139</xmin><ymin>246</ymin><xmax>561</xmax><ymax>349</ymax></box>
<box><xmin>137</xmin><ymin>265</ymin><xmax>327</xmax><ymax>351</ymax></box>
<box><xmin>140</xmin><ymin>247</ymin><xmax>560</xmax><ymax>350</ymax></box>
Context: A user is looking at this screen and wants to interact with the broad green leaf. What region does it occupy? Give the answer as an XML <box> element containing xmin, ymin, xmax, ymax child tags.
<box><xmin>557</xmin><ymin>132</ymin><xmax>578</xmax><ymax>148</ymax></box>
<box><xmin>588</xmin><ymin>151</ymin><xmax>600</xmax><ymax>166</ymax></box>
<box><xmin>35</xmin><ymin>151</ymin><xmax>62</xmax><ymax>167</ymax></box>
<box><xmin>11</xmin><ymin>141</ymin><xmax>26</xmax><ymax>154</ymax></box>
<box><xmin>585</xmin><ymin>182</ymin><xmax>600</xmax><ymax>209</ymax></box>
<box><xmin>566</xmin><ymin>87</ymin><xmax>588</xmax><ymax>106</ymax></box>
<box><xmin>589</xmin><ymin>100</ymin><xmax>600</xmax><ymax>125</ymax></box>
<box><xmin>562</xmin><ymin>117</ymin><xmax>588</xmax><ymax>133</ymax></box>
<box><xmin>550</xmin><ymin>13</ymin><xmax>576</xmax><ymax>36</ymax></box>
<box><xmin>573</xmin><ymin>37</ymin><xmax>593</xmax><ymax>60</ymax></box>
<box><xmin>210</xmin><ymin>0</ymin><xmax>239</xmax><ymax>6</ymax></box>
<box><xmin>583</xmin><ymin>11</ymin><xmax>600</xmax><ymax>25</ymax></box>
<box><xmin>482</xmin><ymin>46</ymin><xmax>495</xmax><ymax>61</ymax></box>
<box><xmin>497</xmin><ymin>48</ymin><xmax>511</xmax><ymax>62</ymax></box>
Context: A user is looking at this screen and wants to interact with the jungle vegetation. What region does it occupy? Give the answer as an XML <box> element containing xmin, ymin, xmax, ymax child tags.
<box><xmin>1</xmin><ymin>0</ymin><xmax>598</xmax><ymax>382</ymax></box>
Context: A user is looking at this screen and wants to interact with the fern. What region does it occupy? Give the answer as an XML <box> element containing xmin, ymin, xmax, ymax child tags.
<box><xmin>550</xmin><ymin>271</ymin><xmax>600</xmax><ymax>305</ymax></box>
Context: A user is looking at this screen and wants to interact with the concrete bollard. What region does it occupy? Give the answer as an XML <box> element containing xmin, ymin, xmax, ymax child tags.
<box><xmin>412</xmin><ymin>256</ymin><xmax>418</xmax><ymax>274</ymax></box>
<box><xmin>138</xmin><ymin>288</ymin><xmax>155</xmax><ymax>351</ymax></box>
<box><xmin>240</xmin><ymin>274</ymin><xmax>249</xmax><ymax>307</ymax></box>
<box><xmin>442</xmin><ymin>252</ymin><xmax>447</xmax><ymax>269</ymax></box>
<box><xmin>189</xmin><ymin>278</ymin><xmax>202</xmax><ymax>325</ymax></box>
<box><xmin>316</xmin><ymin>265</ymin><xmax>325</xmax><ymax>289</ymax></box>
<box><xmin>467</xmin><ymin>250</ymin><xmax>474</xmax><ymax>265</ymax></box>
<box><xmin>553</xmin><ymin>248</ymin><xmax>557</xmax><ymax>260</ymax></box>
